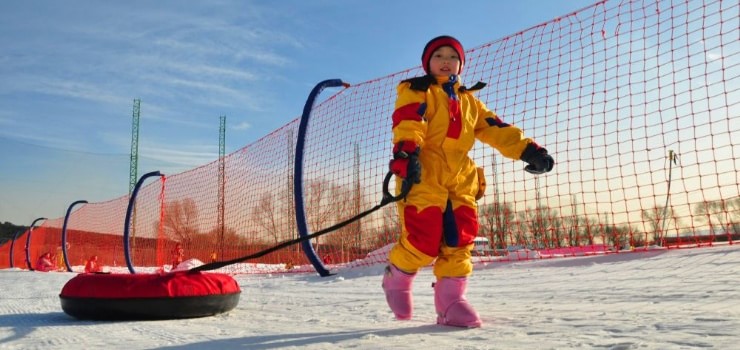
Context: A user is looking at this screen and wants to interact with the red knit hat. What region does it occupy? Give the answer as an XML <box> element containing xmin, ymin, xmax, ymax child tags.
<box><xmin>421</xmin><ymin>35</ymin><xmax>465</xmax><ymax>75</ymax></box>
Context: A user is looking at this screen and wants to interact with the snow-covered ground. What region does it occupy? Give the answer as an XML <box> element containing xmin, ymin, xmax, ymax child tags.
<box><xmin>1</xmin><ymin>244</ymin><xmax>738</xmax><ymax>349</ymax></box>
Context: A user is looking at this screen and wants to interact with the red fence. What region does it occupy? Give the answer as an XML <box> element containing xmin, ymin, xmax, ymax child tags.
<box><xmin>1</xmin><ymin>0</ymin><xmax>738</xmax><ymax>274</ymax></box>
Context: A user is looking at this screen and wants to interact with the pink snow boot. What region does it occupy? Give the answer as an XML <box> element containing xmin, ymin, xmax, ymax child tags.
<box><xmin>434</xmin><ymin>277</ymin><xmax>482</xmax><ymax>328</ymax></box>
<box><xmin>382</xmin><ymin>264</ymin><xmax>416</xmax><ymax>320</ymax></box>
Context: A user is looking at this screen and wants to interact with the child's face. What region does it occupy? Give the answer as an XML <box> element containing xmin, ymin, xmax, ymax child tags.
<box><xmin>429</xmin><ymin>46</ymin><xmax>461</xmax><ymax>76</ymax></box>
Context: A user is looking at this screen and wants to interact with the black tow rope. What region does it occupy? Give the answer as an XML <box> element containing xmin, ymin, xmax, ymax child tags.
<box><xmin>190</xmin><ymin>173</ymin><xmax>411</xmax><ymax>273</ymax></box>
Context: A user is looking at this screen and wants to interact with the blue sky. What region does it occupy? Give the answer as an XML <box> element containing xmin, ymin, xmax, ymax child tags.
<box><xmin>0</xmin><ymin>0</ymin><xmax>597</xmax><ymax>225</ymax></box>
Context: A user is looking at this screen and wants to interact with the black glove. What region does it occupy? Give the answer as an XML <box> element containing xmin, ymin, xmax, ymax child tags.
<box><xmin>389</xmin><ymin>141</ymin><xmax>421</xmax><ymax>184</ymax></box>
<box><xmin>520</xmin><ymin>143</ymin><xmax>554</xmax><ymax>175</ymax></box>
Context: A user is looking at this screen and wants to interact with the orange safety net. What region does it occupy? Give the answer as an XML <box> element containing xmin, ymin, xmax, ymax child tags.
<box><xmin>1</xmin><ymin>0</ymin><xmax>738</xmax><ymax>274</ymax></box>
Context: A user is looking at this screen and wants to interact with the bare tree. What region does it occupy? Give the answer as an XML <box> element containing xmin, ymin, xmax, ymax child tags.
<box><xmin>479</xmin><ymin>201</ymin><xmax>516</xmax><ymax>249</ymax></box>
<box><xmin>325</xmin><ymin>183</ymin><xmax>355</xmax><ymax>260</ymax></box>
<box><xmin>203</xmin><ymin>225</ymin><xmax>241</xmax><ymax>260</ymax></box>
<box><xmin>517</xmin><ymin>206</ymin><xmax>552</xmax><ymax>248</ymax></box>
<box><xmin>161</xmin><ymin>198</ymin><xmax>199</xmax><ymax>246</ymax></box>
<box><xmin>382</xmin><ymin>204</ymin><xmax>401</xmax><ymax>233</ymax></box>
<box><xmin>303</xmin><ymin>179</ymin><xmax>338</xmax><ymax>252</ymax></box>
<box><xmin>695</xmin><ymin>197</ymin><xmax>740</xmax><ymax>234</ymax></box>
<box><xmin>368</xmin><ymin>205</ymin><xmax>401</xmax><ymax>250</ymax></box>
<box><xmin>515</xmin><ymin>211</ymin><xmax>533</xmax><ymax>248</ymax></box>
<box><xmin>251</xmin><ymin>193</ymin><xmax>282</xmax><ymax>244</ymax></box>
<box><xmin>562</xmin><ymin>215</ymin><xmax>588</xmax><ymax>246</ymax></box>
<box><xmin>729</xmin><ymin>197</ymin><xmax>740</xmax><ymax>234</ymax></box>
<box><xmin>581</xmin><ymin>216</ymin><xmax>599</xmax><ymax>245</ymax></box>
<box><xmin>603</xmin><ymin>223</ymin><xmax>634</xmax><ymax>249</ymax></box>
<box><xmin>541</xmin><ymin>205</ymin><xmax>563</xmax><ymax>248</ymax></box>
<box><xmin>642</xmin><ymin>206</ymin><xmax>672</xmax><ymax>245</ymax></box>
<box><xmin>301</xmin><ymin>178</ymin><xmax>374</xmax><ymax>262</ymax></box>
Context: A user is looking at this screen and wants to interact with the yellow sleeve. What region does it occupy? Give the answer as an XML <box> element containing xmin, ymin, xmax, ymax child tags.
<box><xmin>472</xmin><ymin>97</ymin><xmax>533</xmax><ymax>160</ymax></box>
<box><xmin>391</xmin><ymin>82</ymin><xmax>428</xmax><ymax>147</ymax></box>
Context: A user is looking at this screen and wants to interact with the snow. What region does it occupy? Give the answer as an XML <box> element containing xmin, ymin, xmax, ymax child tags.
<box><xmin>1</xmin><ymin>244</ymin><xmax>738</xmax><ymax>349</ymax></box>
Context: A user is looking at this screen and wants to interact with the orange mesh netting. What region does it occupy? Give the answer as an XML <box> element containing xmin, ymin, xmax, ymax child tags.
<box><xmin>1</xmin><ymin>0</ymin><xmax>738</xmax><ymax>274</ymax></box>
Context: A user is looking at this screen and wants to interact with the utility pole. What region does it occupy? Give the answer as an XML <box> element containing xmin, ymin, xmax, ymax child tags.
<box><xmin>354</xmin><ymin>142</ymin><xmax>361</xmax><ymax>257</ymax></box>
<box><xmin>129</xmin><ymin>99</ymin><xmax>141</xmax><ymax>255</ymax></box>
<box><xmin>129</xmin><ymin>99</ymin><xmax>141</xmax><ymax>195</ymax></box>
<box><xmin>491</xmin><ymin>153</ymin><xmax>501</xmax><ymax>248</ymax></box>
<box><xmin>660</xmin><ymin>149</ymin><xmax>677</xmax><ymax>245</ymax></box>
<box><xmin>535</xmin><ymin>168</ymin><xmax>543</xmax><ymax>246</ymax></box>
<box><xmin>218</xmin><ymin>116</ymin><xmax>226</xmax><ymax>259</ymax></box>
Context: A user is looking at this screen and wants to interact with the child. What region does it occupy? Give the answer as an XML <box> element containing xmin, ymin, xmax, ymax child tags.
<box><xmin>384</xmin><ymin>35</ymin><xmax>554</xmax><ymax>328</ymax></box>
<box><xmin>55</xmin><ymin>246</ymin><xmax>65</xmax><ymax>270</ymax></box>
<box><xmin>171</xmin><ymin>244</ymin><xmax>185</xmax><ymax>269</ymax></box>
<box><xmin>84</xmin><ymin>255</ymin><xmax>102</xmax><ymax>273</ymax></box>
<box><xmin>35</xmin><ymin>252</ymin><xmax>54</xmax><ymax>272</ymax></box>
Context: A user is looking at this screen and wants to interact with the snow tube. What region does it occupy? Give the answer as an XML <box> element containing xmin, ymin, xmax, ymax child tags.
<box><xmin>59</xmin><ymin>271</ymin><xmax>241</xmax><ymax>320</ymax></box>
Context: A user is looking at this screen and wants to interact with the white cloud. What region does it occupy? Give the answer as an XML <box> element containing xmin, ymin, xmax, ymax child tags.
<box><xmin>32</xmin><ymin>78</ymin><xmax>130</xmax><ymax>106</ymax></box>
<box><xmin>232</xmin><ymin>121</ymin><xmax>251</xmax><ymax>130</ymax></box>
<box><xmin>139</xmin><ymin>141</ymin><xmax>219</xmax><ymax>170</ymax></box>
<box><xmin>706</xmin><ymin>52</ymin><xmax>722</xmax><ymax>61</ymax></box>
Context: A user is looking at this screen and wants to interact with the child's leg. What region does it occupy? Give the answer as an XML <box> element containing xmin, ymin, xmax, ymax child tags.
<box><xmin>382</xmin><ymin>264</ymin><xmax>416</xmax><ymax>320</ymax></box>
<box><xmin>434</xmin><ymin>275</ymin><xmax>482</xmax><ymax>328</ymax></box>
<box><xmin>384</xmin><ymin>231</ymin><xmax>439</xmax><ymax>320</ymax></box>
<box><xmin>433</xmin><ymin>245</ymin><xmax>481</xmax><ymax>328</ymax></box>
<box><xmin>436</xmin><ymin>157</ymin><xmax>480</xmax><ymax>276</ymax></box>
<box><xmin>433</xmin><ymin>184</ymin><xmax>481</xmax><ymax>327</ymax></box>
<box><xmin>384</xmin><ymin>183</ymin><xmax>445</xmax><ymax>320</ymax></box>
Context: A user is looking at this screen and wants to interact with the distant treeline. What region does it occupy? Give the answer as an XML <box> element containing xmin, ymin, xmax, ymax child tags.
<box><xmin>0</xmin><ymin>222</ymin><xmax>27</xmax><ymax>244</ymax></box>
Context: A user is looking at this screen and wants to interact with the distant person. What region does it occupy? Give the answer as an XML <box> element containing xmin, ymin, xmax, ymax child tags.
<box><xmin>84</xmin><ymin>255</ymin><xmax>102</xmax><ymax>273</ymax></box>
<box><xmin>56</xmin><ymin>245</ymin><xmax>67</xmax><ymax>270</ymax></box>
<box><xmin>49</xmin><ymin>253</ymin><xmax>58</xmax><ymax>270</ymax></box>
<box><xmin>210</xmin><ymin>251</ymin><xmax>217</xmax><ymax>263</ymax></box>
<box><xmin>35</xmin><ymin>252</ymin><xmax>54</xmax><ymax>272</ymax></box>
<box><xmin>171</xmin><ymin>244</ymin><xmax>185</xmax><ymax>269</ymax></box>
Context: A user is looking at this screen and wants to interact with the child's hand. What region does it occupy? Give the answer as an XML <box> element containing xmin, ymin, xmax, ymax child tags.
<box><xmin>389</xmin><ymin>141</ymin><xmax>421</xmax><ymax>184</ymax></box>
<box><xmin>520</xmin><ymin>143</ymin><xmax>554</xmax><ymax>175</ymax></box>
<box><xmin>390</xmin><ymin>157</ymin><xmax>421</xmax><ymax>183</ymax></box>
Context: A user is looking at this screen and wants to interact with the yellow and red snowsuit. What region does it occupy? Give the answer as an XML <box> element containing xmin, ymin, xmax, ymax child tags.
<box><xmin>389</xmin><ymin>74</ymin><xmax>536</xmax><ymax>278</ymax></box>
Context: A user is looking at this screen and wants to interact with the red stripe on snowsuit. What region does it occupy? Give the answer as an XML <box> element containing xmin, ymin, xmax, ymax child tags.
<box><xmin>392</xmin><ymin>102</ymin><xmax>425</xmax><ymax>128</ymax></box>
<box><xmin>447</xmin><ymin>99</ymin><xmax>461</xmax><ymax>139</ymax></box>
<box><xmin>444</xmin><ymin>205</ymin><xmax>478</xmax><ymax>247</ymax></box>
<box><xmin>404</xmin><ymin>205</ymin><xmax>443</xmax><ymax>257</ymax></box>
